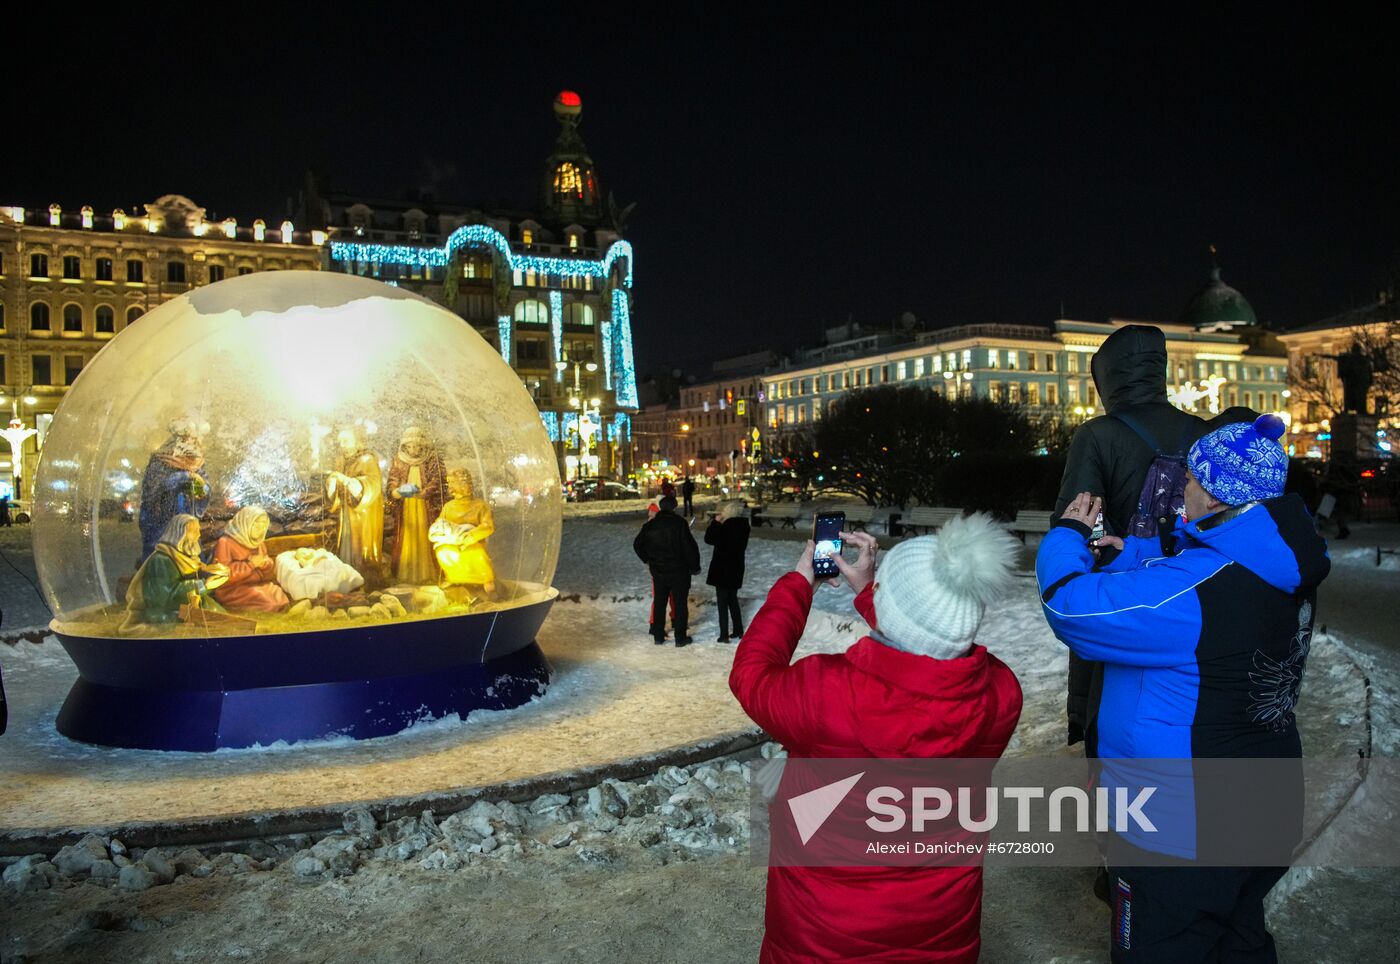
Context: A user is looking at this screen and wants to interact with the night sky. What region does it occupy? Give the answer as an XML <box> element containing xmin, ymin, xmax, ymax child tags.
<box><xmin>11</xmin><ymin>8</ymin><xmax>1397</xmax><ymax>375</ymax></box>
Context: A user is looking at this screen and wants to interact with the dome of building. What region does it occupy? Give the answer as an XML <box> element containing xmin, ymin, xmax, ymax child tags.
<box><xmin>1180</xmin><ymin>265</ymin><xmax>1258</xmax><ymax>330</ymax></box>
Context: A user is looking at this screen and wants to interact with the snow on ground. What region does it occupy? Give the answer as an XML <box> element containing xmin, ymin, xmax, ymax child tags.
<box><xmin>0</xmin><ymin>518</ymin><xmax>1395</xmax><ymax>963</ymax></box>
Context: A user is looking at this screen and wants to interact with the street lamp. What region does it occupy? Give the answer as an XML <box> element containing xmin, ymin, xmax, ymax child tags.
<box><xmin>556</xmin><ymin>359</ymin><xmax>602</xmax><ymax>480</ymax></box>
<box><xmin>1</xmin><ymin>388</ymin><xmax>41</xmax><ymax>500</ymax></box>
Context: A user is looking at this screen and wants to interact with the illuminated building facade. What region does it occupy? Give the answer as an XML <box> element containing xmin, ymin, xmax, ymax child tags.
<box><xmin>1278</xmin><ymin>301</ymin><xmax>1398</xmax><ymax>459</ymax></box>
<box><xmin>764</xmin><ymin>310</ymin><xmax>1288</xmax><ymax>455</ymax></box>
<box><xmin>310</xmin><ymin>91</ymin><xmax>638</xmax><ymax>480</ymax></box>
<box><xmin>635</xmin><ymin>372</ymin><xmax>769</xmax><ymax>484</ymax></box>
<box><xmin>0</xmin><ymin>196</ymin><xmax>322</xmax><ymax>503</ymax></box>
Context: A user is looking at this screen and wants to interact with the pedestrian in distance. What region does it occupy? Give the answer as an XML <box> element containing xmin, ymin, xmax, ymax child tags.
<box><xmin>660</xmin><ymin>477</ymin><xmax>676</xmax><ymax>500</ymax></box>
<box><xmin>704</xmin><ymin>500</ymin><xmax>750</xmax><ymax>642</ymax></box>
<box><xmin>632</xmin><ymin>495</ymin><xmax>701</xmax><ymax>645</ymax></box>
<box><xmin>681</xmin><ymin>475</ymin><xmax>696</xmax><ymax>517</ymax></box>
<box><xmin>1038</xmin><ymin>414</ymin><xmax>1329</xmax><ymax>962</ymax></box>
<box><xmin>0</xmin><ymin>494</ymin><xmax>11</xmax><ymax>528</ymax></box>
<box><xmin>730</xmin><ymin>518</ymin><xmax>1024</xmax><ymax>963</ymax></box>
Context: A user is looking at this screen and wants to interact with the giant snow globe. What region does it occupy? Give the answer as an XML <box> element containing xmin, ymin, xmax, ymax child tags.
<box><xmin>33</xmin><ymin>272</ymin><xmax>562</xmax><ymax>750</ymax></box>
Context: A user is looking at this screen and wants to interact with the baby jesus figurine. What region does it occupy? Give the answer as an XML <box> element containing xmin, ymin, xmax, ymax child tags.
<box><xmin>429</xmin><ymin>468</ymin><xmax>496</xmax><ymax>599</ymax></box>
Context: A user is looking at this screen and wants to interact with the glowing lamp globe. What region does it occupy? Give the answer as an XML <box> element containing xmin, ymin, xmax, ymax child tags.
<box><xmin>553</xmin><ymin>89</ymin><xmax>583</xmax><ymax>117</ymax></box>
<box><xmin>33</xmin><ymin>271</ymin><xmax>562</xmax><ymax>750</ymax></box>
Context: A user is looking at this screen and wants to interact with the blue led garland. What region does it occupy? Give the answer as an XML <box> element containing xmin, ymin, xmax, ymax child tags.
<box><xmin>549</xmin><ymin>291</ymin><xmax>563</xmax><ymax>380</ymax></box>
<box><xmin>496</xmin><ymin>314</ymin><xmax>511</xmax><ymax>363</ymax></box>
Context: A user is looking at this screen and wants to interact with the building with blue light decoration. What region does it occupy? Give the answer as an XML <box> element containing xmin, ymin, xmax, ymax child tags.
<box><xmin>302</xmin><ymin>91</ymin><xmax>639</xmax><ymax>481</ymax></box>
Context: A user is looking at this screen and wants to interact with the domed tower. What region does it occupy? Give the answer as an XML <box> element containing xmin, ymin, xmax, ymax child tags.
<box><xmin>1180</xmin><ymin>249</ymin><xmax>1259</xmax><ymax>331</ymax></box>
<box><xmin>540</xmin><ymin>90</ymin><xmax>602</xmax><ymax>227</ymax></box>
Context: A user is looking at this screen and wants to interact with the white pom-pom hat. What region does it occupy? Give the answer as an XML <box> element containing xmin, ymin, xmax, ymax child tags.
<box><xmin>872</xmin><ymin>512</ymin><xmax>1022</xmax><ymax>659</ymax></box>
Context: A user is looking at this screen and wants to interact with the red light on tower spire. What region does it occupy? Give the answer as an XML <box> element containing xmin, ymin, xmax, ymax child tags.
<box><xmin>556</xmin><ymin>90</ymin><xmax>581</xmax><ymax>107</ymax></box>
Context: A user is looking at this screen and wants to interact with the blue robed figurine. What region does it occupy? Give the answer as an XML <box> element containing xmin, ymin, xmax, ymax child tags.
<box><xmin>138</xmin><ymin>417</ymin><xmax>211</xmax><ymax>560</ymax></box>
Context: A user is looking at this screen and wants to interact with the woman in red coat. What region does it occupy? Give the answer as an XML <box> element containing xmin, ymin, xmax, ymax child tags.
<box><xmin>730</xmin><ymin>514</ymin><xmax>1023</xmax><ymax>963</ymax></box>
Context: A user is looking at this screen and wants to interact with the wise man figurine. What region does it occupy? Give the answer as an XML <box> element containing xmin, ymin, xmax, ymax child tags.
<box><xmin>386</xmin><ymin>425</ymin><xmax>446</xmax><ymax>583</ymax></box>
<box><xmin>325</xmin><ymin>425</ymin><xmax>383</xmax><ymax>573</ymax></box>
<box><xmin>139</xmin><ymin>416</ymin><xmax>211</xmax><ymax>560</ymax></box>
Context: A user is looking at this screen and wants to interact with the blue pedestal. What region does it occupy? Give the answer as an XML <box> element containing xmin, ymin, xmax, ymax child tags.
<box><xmin>52</xmin><ymin>591</ymin><xmax>556</xmax><ymax>751</ymax></box>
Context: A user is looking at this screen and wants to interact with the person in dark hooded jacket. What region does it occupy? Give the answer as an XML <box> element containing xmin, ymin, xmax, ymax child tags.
<box><xmin>704</xmin><ymin>499</ymin><xmax>751</xmax><ymax>642</ymax></box>
<box><xmin>1055</xmin><ymin>325</ymin><xmax>1208</xmax><ymax>753</ymax></box>
<box><xmin>1040</xmin><ymin>414</ymin><xmax>1329</xmax><ymax>962</ymax></box>
<box><xmin>633</xmin><ymin>495</ymin><xmax>701</xmax><ymax>645</ymax></box>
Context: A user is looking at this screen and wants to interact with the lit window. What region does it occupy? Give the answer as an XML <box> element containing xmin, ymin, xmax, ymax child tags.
<box><xmin>1027</xmin><ymin>353</ymin><xmax>1037</xmax><ymax>372</ymax></box>
<box><xmin>988</xmin><ymin>349</ymin><xmax>999</xmax><ymax>369</ymax></box>
<box><xmin>49</xmin><ymin>204</ymin><xmax>61</xmax><ymax>226</ymax></box>
<box><xmin>932</xmin><ymin>354</ymin><xmax>942</xmax><ymax>373</ymax></box>
<box><xmin>1007</xmin><ymin>352</ymin><xmax>1019</xmax><ymax>370</ymax></box>
<box><xmin>513</xmin><ymin>299</ymin><xmax>549</xmax><ymax>325</ymax></box>
<box><xmin>553</xmin><ymin>163</ymin><xmax>584</xmax><ymax>199</ymax></box>
<box><xmin>80</xmin><ymin>205</ymin><xmax>93</xmax><ymax>229</ymax></box>
<box><xmin>989</xmin><ymin>381</ymin><xmax>1002</xmax><ymax>402</ymax></box>
<box><xmin>896</xmin><ymin>361</ymin><xmax>907</xmax><ymax>380</ymax></box>
<box><xmin>280</xmin><ymin>221</ymin><xmax>294</xmax><ymax>244</ymax></box>
<box><xmin>223</xmin><ymin>219</ymin><xmax>237</xmax><ymax>239</ymax></box>
<box><xmin>521</xmin><ymin>228</ymin><xmax>535</xmax><ymax>246</ymax></box>
<box><xmin>913</xmin><ymin>357</ymin><xmax>925</xmax><ymax>378</ymax></box>
<box><xmin>564</xmin><ymin>303</ymin><xmax>594</xmax><ymax>327</ymax></box>
<box><xmin>946</xmin><ymin>352</ymin><xmax>956</xmax><ymax>371</ymax></box>
<box><xmin>253</xmin><ymin>219</ymin><xmax>266</xmax><ymax>242</ymax></box>
<box><xmin>962</xmin><ymin>349</ymin><xmax>972</xmax><ymax>368</ymax></box>
<box><xmin>1007</xmin><ymin>382</ymin><xmax>1020</xmax><ymax>404</ymax></box>
<box><xmin>569</xmin><ymin>233</ymin><xmax>579</xmax><ymax>250</ymax></box>
<box><xmin>113</xmin><ymin>209</ymin><xmax>126</xmax><ymax>230</ymax></box>
<box><xmin>1068</xmin><ymin>381</ymin><xmax>1079</xmax><ymax>403</ymax></box>
<box><xmin>525</xmin><ymin>269</ymin><xmax>537</xmax><ymax>286</ymax></box>
<box><xmin>1067</xmin><ymin>353</ymin><xmax>1078</xmax><ymax>373</ymax></box>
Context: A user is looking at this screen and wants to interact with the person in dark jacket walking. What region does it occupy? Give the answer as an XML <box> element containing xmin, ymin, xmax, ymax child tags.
<box><xmin>1039</xmin><ymin>414</ymin><xmax>1329</xmax><ymax>962</ymax></box>
<box><xmin>681</xmin><ymin>476</ymin><xmax>696</xmax><ymax>517</ymax></box>
<box><xmin>704</xmin><ymin>500</ymin><xmax>750</xmax><ymax>642</ymax></box>
<box><xmin>633</xmin><ymin>495</ymin><xmax>701</xmax><ymax>645</ymax></box>
<box><xmin>1055</xmin><ymin>325</ymin><xmax>1208</xmax><ymax>755</ymax></box>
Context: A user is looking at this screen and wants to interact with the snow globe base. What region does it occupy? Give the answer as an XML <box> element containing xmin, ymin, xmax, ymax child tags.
<box><xmin>51</xmin><ymin>590</ymin><xmax>556</xmax><ymax>751</ymax></box>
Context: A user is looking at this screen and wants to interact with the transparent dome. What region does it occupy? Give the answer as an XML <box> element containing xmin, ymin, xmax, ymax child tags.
<box><xmin>34</xmin><ymin>271</ymin><xmax>561</xmax><ymax>639</ymax></box>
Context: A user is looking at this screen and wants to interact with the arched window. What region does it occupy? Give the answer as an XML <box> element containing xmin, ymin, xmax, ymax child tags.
<box><xmin>563</xmin><ymin>303</ymin><xmax>594</xmax><ymax>327</ymax></box>
<box><xmin>513</xmin><ymin>299</ymin><xmax>549</xmax><ymax>325</ymax></box>
<box><xmin>95</xmin><ymin>305</ymin><xmax>115</xmax><ymax>333</ymax></box>
<box><xmin>126</xmin><ymin>306</ymin><xmax>144</xmax><ymax>325</ymax></box>
<box><xmin>30</xmin><ymin>302</ymin><xmax>51</xmax><ymax>331</ymax></box>
<box><xmin>63</xmin><ymin>304</ymin><xmax>83</xmax><ymax>332</ymax></box>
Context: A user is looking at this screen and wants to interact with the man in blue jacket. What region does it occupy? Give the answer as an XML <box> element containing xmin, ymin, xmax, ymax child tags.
<box><xmin>1038</xmin><ymin>414</ymin><xmax>1329</xmax><ymax>963</ymax></box>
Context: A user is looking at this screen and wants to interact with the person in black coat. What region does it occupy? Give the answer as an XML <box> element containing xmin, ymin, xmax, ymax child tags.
<box><xmin>1054</xmin><ymin>324</ymin><xmax>1208</xmax><ymax>756</ymax></box>
<box><xmin>681</xmin><ymin>476</ymin><xmax>696</xmax><ymax>518</ymax></box>
<box><xmin>633</xmin><ymin>495</ymin><xmax>701</xmax><ymax>645</ymax></box>
<box><xmin>704</xmin><ymin>500</ymin><xmax>751</xmax><ymax>642</ymax></box>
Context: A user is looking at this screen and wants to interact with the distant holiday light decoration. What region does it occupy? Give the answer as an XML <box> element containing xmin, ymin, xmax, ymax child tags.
<box><xmin>550</xmin><ymin>291</ymin><xmax>564</xmax><ymax>380</ymax></box>
<box><xmin>497</xmin><ymin>314</ymin><xmax>512</xmax><ymax>363</ymax></box>
<box><xmin>1168</xmin><ymin>375</ymin><xmax>1229</xmax><ymax>415</ymax></box>
<box><xmin>329</xmin><ymin>228</ymin><xmax>638</xmax><ymax>406</ymax></box>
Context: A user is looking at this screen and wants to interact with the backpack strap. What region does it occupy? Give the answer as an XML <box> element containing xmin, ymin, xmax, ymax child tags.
<box><xmin>1111</xmin><ymin>410</ymin><xmax>1195</xmax><ymax>459</ymax></box>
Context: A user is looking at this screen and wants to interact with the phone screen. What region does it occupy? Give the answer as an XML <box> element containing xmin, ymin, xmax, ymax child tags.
<box><xmin>812</xmin><ymin>512</ymin><xmax>845</xmax><ymax>579</ymax></box>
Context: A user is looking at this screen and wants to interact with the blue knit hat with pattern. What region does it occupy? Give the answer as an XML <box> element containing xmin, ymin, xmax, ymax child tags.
<box><xmin>1188</xmin><ymin>414</ymin><xmax>1289</xmax><ymax>505</ymax></box>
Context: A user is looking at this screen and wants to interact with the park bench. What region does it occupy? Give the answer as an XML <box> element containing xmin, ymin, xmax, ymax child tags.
<box><xmin>900</xmin><ymin>506</ymin><xmax>961</xmax><ymax>536</ymax></box>
<box><xmin>837</xmin><ymin>504</ymin><xmax>875</xmax><ymax>532</ymax></box>
<box><xmin>753</xmin><ymin>503</ymin><xmax>802</xmax><ymax>529</ymax></box>
<box><xmin>1009</xmin><ymin>510</ymin><xmax>1055</xmax><ymax>541</ymax></box>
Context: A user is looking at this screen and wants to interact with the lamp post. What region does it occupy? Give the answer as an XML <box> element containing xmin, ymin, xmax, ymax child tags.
<box><xmin>0</xmin><ymin>388</ymin><xmax>40</xmax><ymax>501</ymax></box>
<box><xmin>556</xmin><ymin>359</ymin><xmax>600</xmax><ymax>480</ymax></box>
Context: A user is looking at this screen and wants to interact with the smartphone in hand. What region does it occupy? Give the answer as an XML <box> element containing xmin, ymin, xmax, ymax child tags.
<box><xmin>813</xmin><ymin>511</ymin><xmax>846</xmax><ymax>580</ymax></box>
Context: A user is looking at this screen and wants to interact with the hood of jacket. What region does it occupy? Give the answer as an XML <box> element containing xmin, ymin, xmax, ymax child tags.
<box><xmin>840</xmin><ymin>637</ymin><xmax>1022</xmax><ymax>757</ymax></box>
<box><xmin>1092</xmin><ymin>324</ymin><xmax>1170</xmax><ymax>412</ymax></box>
<box><xmin>1180</xmin><ymin>494</ymin><xmax>1331</xmax><ymax>594</ymax></box>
